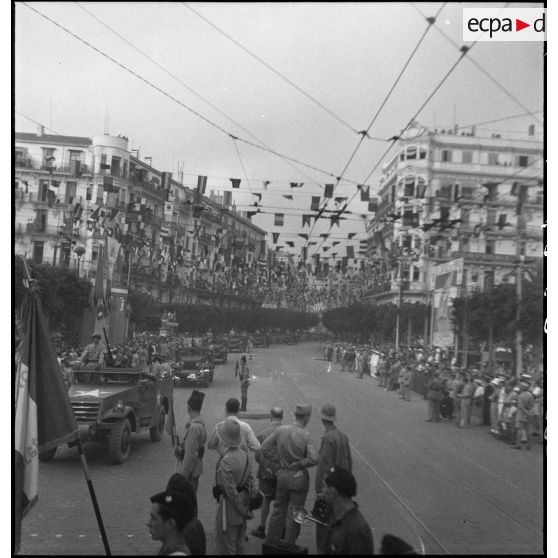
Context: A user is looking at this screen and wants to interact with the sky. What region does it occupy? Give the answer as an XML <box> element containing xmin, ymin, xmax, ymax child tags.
<box><xmin>14</xmin><ymin>2</ymin><xmax>544</xmax><ymax>262</ymax></box>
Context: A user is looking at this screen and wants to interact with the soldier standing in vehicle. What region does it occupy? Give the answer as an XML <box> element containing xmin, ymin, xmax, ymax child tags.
<box><xmin>176</xmin><ymin>390</ymin><xmax>207</xmax><ymax>494</ymax></box>
<box><xmin>236</xmin><ymin>356</ymin><xmax>250</xmax><ymax>412</ymax></box>
<box><xmin>81</xmin><ymin>332</ymin><xmax>106</xmax><ymax>369</ymax></box>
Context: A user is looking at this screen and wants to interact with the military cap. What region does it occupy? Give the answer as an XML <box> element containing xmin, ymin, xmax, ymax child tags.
<box><xmin>294</xmin><ymin>404</ymin><xmax>312</xmax><ymax>417</ymax></box>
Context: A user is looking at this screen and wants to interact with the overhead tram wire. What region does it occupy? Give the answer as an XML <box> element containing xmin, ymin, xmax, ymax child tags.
<box><xmin>312</xmin><ymin>30</ymin><xmax>480</xmax><ymax>253</ymax></box>
<box><xmin>303</xmin><ymin>3</ymin><xmax>447</xmax><ymax>252</ymax></box>
<box><xmin>231</xmin><ymin>136</ymin><xmax>258</xmax><ymax>202</ymax></box>
<box><xmin>20</xmin><ymin>2</ymin><xmax>366</xmax><ymax>190</ymax></box>
<box><xmin>410</xmin><ymin>3</ymin><xmax>543</xmax><ymax>126</ymax></box>
<box><xmin>73</xmin><ymin>1</ymin><xmax>329</xmax><ymax>192</ymax></box>
<box><xmin>15</xmin><ymin>111</ymin><xmax>66</xmax><ymax>136</ymax></box>
<box><xmin>182</xmin><ymin>2</ymin><xmax>370</xmax><ymax>138</ymax></box>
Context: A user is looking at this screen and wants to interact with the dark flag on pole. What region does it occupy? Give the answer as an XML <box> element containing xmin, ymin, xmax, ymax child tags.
<box><xmin>15</xmin><ymin>283</ymin><xmax>78</xmax><ymax>552</ymax></box>
<box><xmin>324</xmin><ymin>184</ymin><xmax>334</xmax><ymax>198</ymax></box>
<box><xmin>230</xmin><ymin>178</ymin><xmax>241</xmax><ymax>189</ymax></box>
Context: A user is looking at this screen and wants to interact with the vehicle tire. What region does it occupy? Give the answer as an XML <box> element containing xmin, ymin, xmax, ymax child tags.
<box><xmin>109</xmin><ymin>418</ymin><xmax>132</xmax><ymax>464</ymax></box>
<box><xmin>39</xmin><ymin>447</ymin><xmax>57</xmax><ymax>462</ymax></box>
<box><xmin>150</xmin><ymin>410</ymin><xmax>165</xmax><ymax>442</ymax></box>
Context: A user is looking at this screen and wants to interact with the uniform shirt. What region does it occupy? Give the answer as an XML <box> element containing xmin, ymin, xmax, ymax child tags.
<box><xmin>315</xmin><ymin>427</ymin><xmax>352</xmax><ymax>494</ymax></box>
<box><xmin>81</xmin><ymin>342</ymin><xmax>106</xmax><ymax>364</ymax></box>
<box><xmin>216</xmin><ymin>447</ymin><xmax>253</xmax><ymax>527</ymax></box>
<box><xmin>256</xmin><ymin>420</ymin><xmax>283</xmax><ymax>479</ymax></box>
<box><xmin>325</xmin><ymin>503</ymin><xmax>374</xmax><ymax>555</ymax></box>
<box><xmin>516</xmin><ymin>390</ymin><xmax>535</xmax><ymax>422</ymax></box>
<box><xmin>178</xmin><ymin>416</ymin><xmax>207</xmax><ymax>479</ymax></box>
<box><xmin>207</xmin><ymin>417</ymin><xmax>260</xmax><ymax>456</ymax></box>
<box><xmin>260</xmin><ymin>422</ymin><xmax>318</xmax><ymax>469</ymax></box>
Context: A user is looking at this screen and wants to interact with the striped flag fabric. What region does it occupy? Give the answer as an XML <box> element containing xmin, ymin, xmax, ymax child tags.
<box><xmin>15</xmin><ymin>286</ymin><xmax>78</xmax><ymax>552</ymax></box>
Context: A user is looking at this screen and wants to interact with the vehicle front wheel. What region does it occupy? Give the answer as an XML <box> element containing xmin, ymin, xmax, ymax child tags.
<box><xmin>150</xmin><ymin>410</ymin><xmax>165</xmax><ymax>442</ymax></box>
<box><xmin>109</xmin><ymin>418</ymin><xmax>132</xmax><ymax>464</ymax></box>
<box><xmin>39</xmin><ymin>447</ymin><xmax>57</xmax><ymax>462</ymax></box>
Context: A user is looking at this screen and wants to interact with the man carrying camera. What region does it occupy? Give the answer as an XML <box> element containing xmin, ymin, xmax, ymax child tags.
<box><xmin>176</xmin><ymin>390</ymin><xmax>207</xmax><ymax>494</ymax></box>
<box><xmin>314</xmin><ymin>404</ymin><xmax>352</xmax><ymax>554</ymax></box>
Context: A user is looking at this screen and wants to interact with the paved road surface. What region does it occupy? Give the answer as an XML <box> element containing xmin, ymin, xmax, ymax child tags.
<box><xmin>19</xmin><ymin>342</ymin><xmax>544</xmax><ymax>555</ymax></box>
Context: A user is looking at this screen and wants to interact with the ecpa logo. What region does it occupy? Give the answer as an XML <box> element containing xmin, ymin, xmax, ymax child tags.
<box><xmin>463</xmin><ymin>8</ymin><xmax>546</xmax><ymax>42</ymax></box>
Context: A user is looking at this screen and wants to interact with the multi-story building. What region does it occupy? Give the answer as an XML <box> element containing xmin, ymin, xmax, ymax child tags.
<box><xmin>364</xmin><ymin>121</ymin><xmax>543</xmax><ymax>305</ymax></box>
<box><xmin>15</xmin><ymin>127</ymin><xmax>267</xmax><ymax>320</ymax></box>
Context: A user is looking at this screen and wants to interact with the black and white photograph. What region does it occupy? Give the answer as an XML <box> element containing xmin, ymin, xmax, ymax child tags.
<box><xmin>14</xmin><ymin>2</ymin><xmax>546</xmax><ymax>555</ymax></box>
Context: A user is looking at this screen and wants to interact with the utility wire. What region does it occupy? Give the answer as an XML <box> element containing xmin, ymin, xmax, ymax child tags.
<box><xmin>410</xmin><ymin>3</ymin><xmax>543</xmax><ymax>126</ymax></box>
<box><xmin>182</xmin><ymin>2</ymin><xmax>362</xmax><ymax>136</ymax></box>
<box><xmin>231</xmin><ymin>137</ymin><xmax>257</xmax><ymax>201</ymax></box>
<box><xmin>304</xmin><ymin>3</ymin><xmax>446</xmax><ymax>251</ymax></box>
<box><xmin>74</xmin><ymin>1</ymin><xmax>330</xmax><ymax>191</ymax></box>
<box><xmin>20</xmin><ymin>3</ymin><xmax>364</xmax><ymax>190</ymax></box>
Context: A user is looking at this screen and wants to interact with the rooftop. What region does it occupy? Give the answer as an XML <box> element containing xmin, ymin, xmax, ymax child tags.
<box><xmin>15</xmin><ymin>132</ymin><xmax>92</xmax><ymax>147</ymax></box>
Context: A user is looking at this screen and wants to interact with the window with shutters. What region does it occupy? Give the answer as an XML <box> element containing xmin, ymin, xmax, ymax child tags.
<box><xmin>32</xmin><ymin>241</ymin><xmax>44</xmax><ymax>264</ymax></box>
<box><xmin>419</xmin><ymin>148</ymin><xmax>427</xmax><ymax>160</ymax></box>
<box><xmin>404</xmin><ymin>176</ymin><xmax>415</xmax><ymax>197</ymax></box>
<box><xmin>416</xmin><ymin>178</ymin><xmax>427</xmax><ymax>198</ymax></box>
<box><xmin>111</xmin><ymin>156</ymin><xmax>121</xmax><ymax>177</ymax></box>
<box><xmin>399</xmin><ymin>151</ymin><xmax>405</xmax><ymax>162</ymax></box>
<box><xmin>461</xmin><ymin>150</ymin><xmax>473</xmax><ymax>164</ymax></box>
<box><xmin>459</xmin><ymin>236</ymin><xmax>470</xmax><ymax>252</ymax></box>
<box><xmin>441</xmin><ymin>149</ymin><xmax>453</xmax><ymax>162</ymax></box>
<box><xmin>487</xmin><ymin>152</ymin><xmax>499</xmax><ymax>165</ymax></box>
<box><xmin>96</xmin><ymin>185</ymin><xmax>104</xmax><ymax>205</ymax></box>
<box><xmin>41</xmin><ymin>147</ymin><xmax>55</xmax><ymax>168</ymax></box>
<box><xmin>461</xmin><ymin>186</ymin><xmax>475</xmax><ymax>199</ymax></box>
<box><xmin>487</xmin><ymin>209</ymin><xmax>497</xmax><ymax>225</ymax></box>
<box><xmin>438</xmin><ymin>185</ymin><xmax>452</xmax><ymax>200</ymax></box>
<box><xmin>485</xmin><ymin>239</ymin><xmax>495</xmax><ymax>254</ymax></box>
<box><xmin>35</xmin><ymin>209</ymin><xmax>47</xmax><ymax>233</ymax></box>
<box><xmin>413</xmin><ymin>266</ymin><xmax>420</xmax><ymax>281</ymax></box>
<box><xmin>65</xmin><ymin>181</ymin><xmax>77</xmax><ymax>204</ymax></box>
<box><xmin>406</xmin><ymin>147</ymin><xmax>417</xmax><ymax>160</ymax></box>
<box><xmin>38</xmin><ymin>180</ymin><xmax>49</xmax><ymax>202</ymax></box>
<box><xmin>516</xmin><ymin>155</ymin><xmax>529</xmax><ymax>167</ymax></box>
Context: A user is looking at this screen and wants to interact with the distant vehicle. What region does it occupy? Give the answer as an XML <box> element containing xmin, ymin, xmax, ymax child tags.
<box><xmin>253</xmin><ymin>333</ymin><xmax>269</xmax><ymax>348</ymax></box>
<box><xmin>228</xmin><ymin>335</ymin><xmax>248</xmax><ymax>353</ymax></box>
<box><xmin>46</xmin><ymin>367</ymin><xmax>173</xmax><ymax>464</ymax></box>
<box><xmin>212</xmin><ymin>339</ymin><xmax>229</xmax><ymax>363</ymax></box>
<box><xmin>173</xmin><ymin>347</ymin><xmax>214</xmax><ymax>387</ymax></box>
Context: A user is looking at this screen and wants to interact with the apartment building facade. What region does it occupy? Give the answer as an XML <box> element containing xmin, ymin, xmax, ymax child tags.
<box><xmin>364</xmin><ymin>121</ymin><xmax>544</xmax><ymax>305</ymax></box>
<box><xmin>15</xmin><ymin>127</ymin><xmax>267</xmax><ymax>316</ymax></box>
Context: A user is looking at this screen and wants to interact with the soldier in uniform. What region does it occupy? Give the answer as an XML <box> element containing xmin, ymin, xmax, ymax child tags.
<box><xmin>236</xmin><ymin>356</ymin><xmax>250</xmax><ymax>412</ymax></box>
<box><xmin>213</xmin><ymin>419</ymin><xmax>253</xmax><ymax>555</ymax></box>
<box><xmin>80</xmin><ymin>332</ymin><xmax>106</xmax><ymax>369</ymax></box>
<box><xmin>176</xmin><ymin>390</ymin><xmax>207</xmax><ymax>494</ymax></box>
<box><xmin>314</xmin><ymin>404</ymin><xmax>352</xmax><ymax>554</ymax></box>
<box><xmin>261</xmin><ymin>404</ymin><xmax>318</xmax><ymax>549</ymax></box>
<box><xmin>251</xmin><ymin>406</ymin><xmax>284</xmax><ymax>540</ymax></box>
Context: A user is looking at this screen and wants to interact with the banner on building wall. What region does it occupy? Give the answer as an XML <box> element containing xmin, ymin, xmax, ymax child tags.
<box><xmin>431</xmin><ymin>258</ymin><xmax>464</xmax><ymax>348</ymax></box>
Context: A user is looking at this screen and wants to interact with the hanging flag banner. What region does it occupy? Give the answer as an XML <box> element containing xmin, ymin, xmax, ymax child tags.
<box><xmin>283</xmin><ymin>195</ymin><xmax>293</xmax><ymax>201</ymax></box>
<box><xmin>15</xmin><ymin>286</ymin><xmax>78</xmax><ymax>551</ymax></box>
<box><xmin>368</xmin><ymin>198</ymin><xmax>378</xmax><ymax>212</ymax></box>
<box><xmin>348</xmin><ymin>232</ymin><xmax>356</xmax><ymax>239</ymax></box>
<box><xmin>272</xmin><ymin>232</ymin><xmax>280</xmax><ymax>244</ymax></box>
<box><xmin>274</xmin><ymin>213</ymin><xmax>284</xmax><ymax>227</ymax></box>
<box><xmin>324</xmin><ymin>184</ymin><xmax>334</xmax><ymax>198</ymax></box>
<box><xmin>334</xmin><ymin>196</ymin><xmax>347</xmax><ymax>205</ymax></box>
<box><xmin>290</xmin><ymin>182</ymin><xmax>304</xmax><ymax>189</ymax></box>
<box><xmin>161</xmin><ymin>171</ymin><xmax>172</xmax><ymax>190</ymax></box>
<box><xmin>431</xmin><ymin>258</ymin><xmax>464</xmax><ymax>348</ymax></box>
<box><xmin>298</xmin><ymin>233</ymin><xmax>309</xmax><ymax>240</ymax></box>
<box><xmin>347</xmin><ymin>245</ymin><xmax>355</xmax><ymax>258</ymax></box>
<box><xmin>285</xmin><ymin>241</ymin><xmax>295</xmax><ymax>248</ymax></box>
<box><xmin>253</xmin><ymin>193</ymin><xmax>262</xmax><ymax>202</ymax></box>
<box><xmin>301</xmin><ymin>246</ymin><xmax>308</xmax><ymax>261</ymax></box>
<box><xmin>311</xmin><ymin>196</ymin><xmax>320</xmax><ymax>211</ymax></box>
<box><xmin>262</xmin><ymin>181</ymin><xmax>270</xmax><ymax>190</ymax></box>
<box><xmin>320</xmin><ymin>233</ymin><xmax>330</xmax><ymax>239</ymax></box>
<box><xmin>359</xmin><ymin>185</ymin><xmax>370</xmax><ymax>201</ymax></box>
<box><xmin>230</xmin><ymin>178</ymin><xmax>241</xmax><ymax>189</ymax></box>
<box><xmin>302</xmin><ymin>214</ymin><xmax>312</xmax><ymax>228</ymax></box>
<box><xmin>197</xmin><ymin>176</ymin><xmax>208</xmax><ymax>194</ymax></box>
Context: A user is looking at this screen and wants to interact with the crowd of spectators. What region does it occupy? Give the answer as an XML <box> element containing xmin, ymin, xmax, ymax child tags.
<box><xmin>321</xmin><ymin>340</ymin><xmax>545</xmax><ymax>448</ymax></box>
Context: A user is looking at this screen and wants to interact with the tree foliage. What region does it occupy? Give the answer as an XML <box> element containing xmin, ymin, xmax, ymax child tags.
<box><xmin>128</xmin><ymin>289</ymin><xmax>319</xmax><ymax>334</ymax></box>
<box><xmin>450</xmin><ymin>266</ymin><xmax>544</xmax><ymax>349</ymax></box>
<box><xmin>14</xmin><ymin>257</ymin><xmax>92</xmax><ymax>340</ymax></box>
<box><xmin>322</xmin><ymin>302</ymin><xmax>427</xmax><ymax>344</ymax></box>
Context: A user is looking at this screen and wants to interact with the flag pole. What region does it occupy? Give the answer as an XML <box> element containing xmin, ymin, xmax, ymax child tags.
<box><xmin>73</xmin><ymin>439</ymin><xmax>112</xmax><ymax>556</ymax></box>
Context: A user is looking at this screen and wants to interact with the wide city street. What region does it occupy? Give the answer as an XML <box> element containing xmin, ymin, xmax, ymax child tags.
<box><xmin>19</xmin><ymin>342</ymin><xmax>544</xmax><ymax>555</ymax></box>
